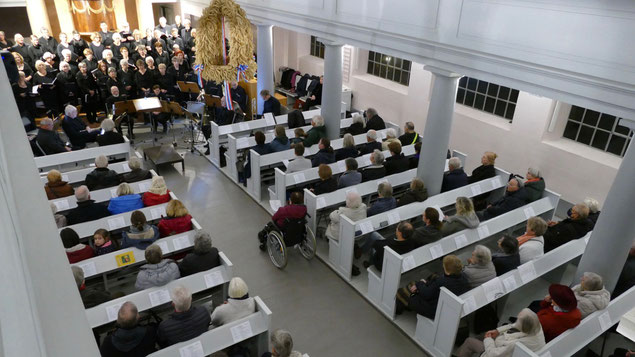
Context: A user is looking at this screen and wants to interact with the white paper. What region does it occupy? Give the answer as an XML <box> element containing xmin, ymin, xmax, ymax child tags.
<box><xmin>293</xmin><ymin>173</ymin><xmax>306</xmax><ymax>184</ymax></box>
<box><xmin>282</xmin><ymin>159</ymin><xmax>290</xmax><ymax>167</ymax></box>
<box><xmin>477</xmin><ymin>225</ymin><xmax>490</xmax><ymax>239</ymax></box>
<box><xmin>106</xmin><ymin>302</ymin><xmax>124</xmax><ymax>322</ymax></box>
<box><xmin>316</xmin><ymin>197</ymin><xmax>326</xmax><ymax>209</ymax></box>
<box><xmin>265</xmin><ymin>115</ymin><xmax>276</xmax><ymax>127</ymax></box>
<box><xmin>156</xmin><ymin>240</ymin><xmax>170</xmax><ymax>254</ymax></box>
<box><xmin>54</xmin><ymin>199</ymin><xmax>70</xmax><ymax>211</ymax></box>
<box><xmin>470</xmin><ymin>185</ymin><xmax>482</xmax><ymax>196</ymax></box>
<box><xmin>122</xmin><ymin>163</ymin><xmax>130</xmax><ymax>171</ymax></box>
<box><xmin>269</xmin><ymin>200</ymin><xmax>282</xmax><ymax>212</ymax></box>
<box><xmin>204</xmin><ymin>270</ymin><xmax>224</xmax><ymax>288</ymax></box>
<box><xmin>502</xmin><ymin>275</ymin><xmax>518</xmax><ymax>292</ymax></box>
<box><xmin>32</xmin><ymin>85</ymin><xmax>39</xmax><ymax>94</ymax></box>
<box><xmin>148</xmin><ymin>289</ymin><xmax>171</xmax><ymax>307</ymax></box>
<box><xmin>78</xmin><ymin>261</ymin><xmax>97</xmax><ymax>277</ymax></box>
<box><xmin>230</xmin><ymin>321</ymin><xmax>254</xmax><ymax>343</ymax></box>
<box><xmin>238</xmin><ymin>123</ymin><xmax>249</xmax><ymax>131</ymax></box>
<box><xmin>172</xmin><ymin>235</ymin><xmax>191</xmax><ymax>250</ymax></box>
<box><xmin>387</xmin><ymin>211</ymin><xmax>401</xmax><ymax>225</ymax></box>
<box><xmin>110</xmin><ymin>188</ymin><xmax>118</xmax><ymax>198</ymax></box>
<box><xmin>490</xmin><ymin>177</ymin><xmax>501</xmax><ymax>190</ymax></box>
<box><xmin>108</xmin><ymin>216</ymin><xmax>126</xmax><ymax>230</ymax></box>
<box><xmin>138</xmin><ymin>182</ymin><xmax>151</xmax><ymax>192</ymax></box>
<box><xmin>454</xmin><ymin>234</ymin><xmax>469</xmax><ymax>249</ymax></box>
<box><xmin>432</xmin><ymin>205</ymin><xmax>444</xmax><ymax>220</ymax></box>
<box><xmin>518</xmin><ymin>261</ymin><xmax>537</xmax><ymax>284</ymax></box>
<box><xmin>429</xmin><ymin>244</ymin><xmax>444</xmax><ymax>259</ymax></box>
<box><xmin>179</xmin><ymin>340</ymin><xmax>204</xmax><ymax>357</ymax></box>
<box><xmin>463</xmin><ymin>295</ymin><xmax>477</xmax><ymax>315</ymax></box>
<box><xmin>237</xmin><ymin>137</ymin><xmax>250</xmax><ymax>148</ymax></box>
<box><xmin>62</xmin><ymin>174</ymin><xmax>70</xmax><ymax>182</ymax></box>
<box><xmin>337</xmin><ymin>160</ymin><xmax>347</xmax><ymax>172</ymax></box>
<box><xmin>598</xmin><ymin>311</ymin><xmax>612</xmax><ymax>331</ymax></box>
<box><xmin>524</xmin><ymin>206</ymin><xmax>536</xmax><ymax>219</ymax></box>
<box><xmin>358</xmin><ymin>221</ymin><xmax>374</xmax><ymax>234</ymax></box>
<box><xmin>483</xmin><ymin>277</ymin><xmax>504</xmax><ymax>302</ymax></box>
<box><xmin>402</xmin><ymin>255</ymin><xmax>416</xmax><ymax>271</ymax></box>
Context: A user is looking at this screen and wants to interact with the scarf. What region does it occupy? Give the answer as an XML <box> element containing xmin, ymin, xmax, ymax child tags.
<box><xmin>517</xmin><ymin>233</ymin><xmax>536</xmax><ymax>246</ymax></box>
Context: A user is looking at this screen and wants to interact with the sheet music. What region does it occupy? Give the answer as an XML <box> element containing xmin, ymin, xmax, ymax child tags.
<box><xmin>204</xmin><ymin>270</ymin><xmax>224</xmax><ymax>288</ymax></box>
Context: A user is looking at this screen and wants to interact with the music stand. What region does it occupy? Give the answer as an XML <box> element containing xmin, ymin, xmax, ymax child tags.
<box><xmin>177</xmin><ymin>81</ymin><xmax>200</xmax><ymax>102</ymax></box>
<box><xmin>133</xmin><ymin>97</ymin><xmax>163</xmax><ymax>146</ymax></box>
<box><xmin>114</xmin><ymin>100</ymin><xmax>136</xmax><ymax>143</ymax></box>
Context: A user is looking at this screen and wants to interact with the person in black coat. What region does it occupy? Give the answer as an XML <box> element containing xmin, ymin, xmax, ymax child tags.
<box><xmin>85</xmin><ymin>155</ymin><xmax>121</xmax><ymax>190</ymax></box>
<box><xmin>72</xmin><ymin>266</ymin><xmax>111</xmax><ymax>308</ymax></box>
<box><xmin>397</xmin><ymin>178</ymin><xmax>428</xmax><ymax>207</ymax></box>
<box><xmin>478</xmin><ymin>178</ymin><xmax>528</xmax><ymax>221</ymax></box>
<box><xmin>287</xmin><ymin>109</ymin><xmax>305</xmax><ymax>129</ymax></box>
<box><xmin>303</xmin><ymin>75</ymin><xmax>323</xmax><ymax>110</ymax></box>
<box><xmin>358</xmin><ymin>130</ymin><xmax>383</xmax><ymax>155</ymax></box>
<box><xmin>100</xmin><ymin>302</ymin><xmax>158</xmax><ymax>356</ymax></box>
<box><xmin>384</xmin><ymin>141</ymin><xmax>410</xmax><ymax>175</ymax></box>
<box><xmin>335</xmin><ymin>134</ymin><xmax>358</xmax><ymax>161</ymax></box>
<box><xmin>469</xmin><ymin>152</ymin><xmax>497</xmax><ymax>184</ymax></box>
<box><xmin>398</xmin><ymin>121</ymin><xmax>421</xmax><ymax>146</ymax></box>
<box><xmin>441</xmin><ymin>157</ymin><xmax>469</xmax><ymax>192</ymax></box>
<box><xmin>346</xmin><ymin>113</ymin><xmax>366</xmax><ymax>136</ymax></box>
<box><xmin>66</xmin><ymin>186</ymin><xmax>111</xmax><ymax>225</ymax></box>
<box><xmin>61</xmin><ymin>105</ymin><xmax>99</xmax><ymax>149</ymax></box>
<box><xmin>179</xmin><ymin>231</ymin><xmax>221</xmax><ymax>277</ymax></box>
<box><xmin>230</xmin><ymin>81</ymin><xmax>248</xmax><ymax>112</ymax></box>
<box><xmin>366</xmin><ymin>222</ymin><xmax>416</xmax><ymax>271</ymax></box>
<box><xmin>365</xmin><ymin>108</ymin><xmax>386</xmax><ymax>131</ymax></box>
<box><xmin>76</xmin><ymin>61</ymin><xmax>100</xmax><ymax>123</ymax></box>
<box><xmin>311</xmin><ymin>138</ymin><xmax>336</xmax><ymax>167</ymax></box>
<box><xmin>11</xmin><ymin>35</ymin><xmax>32</xmax><ymax>67</ymax></box>
<box><xmin>36</xmin><ymin>118</ymin><xmax>70</xmax><ymax>154</ymax></box>
<box><xmin>413</xmin><ymin>207</ymin><xmax>443</xmax><ymax>248</ymax></box>
<box><xmin>134</xmin><ymin>60</ymin><xmax>155</xmax><ymax>97</ymax></box>
<box><xmin>492</xmin><ymin>235</ymin><xmax>521</xmax><ymax>276</ymax></box>
<box><xmin>544</xmin><ymin>203</ymin><xmax>593</xmax><ymax>252</ymax></box>
<box><xmin>56</xmin><ymin>62</ymin><xmax>79</xmax><ymax>105</ymax></box>
<box><xmin>396</xmin><ymin>255</ymin><xmax>470</xmax><ymax>317</ymax></box>
<box><xmin>361</xmin><ymin>149</ymin><xmax>387</xmax><ymax>182</ymax></box>
<box><xmin>157</xmin><ymin>286</ymin><xmax>211</xmax><ymax>347</ymax></box>
<box><xmin>156</xmin><ymin>63</ymin><xmax>176</xmax><ymax>95</ymax></box>
<box><xmin>96</xmin><ymin>119</ymin><xmax>126</xmax><ymax>146</ymax></box>
<box><xmin>261</xmin><ymin>89</ymin><xmax>281</xmax><ymax>116</ymax></box>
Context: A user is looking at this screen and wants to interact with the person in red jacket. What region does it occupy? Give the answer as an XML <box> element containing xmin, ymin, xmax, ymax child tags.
<box><xmin>158</xmin><ymin>199</ymin><xmax>192</xmax><ymax>237</ymax></box>
<box><xmin>259</xmin><ymin>191</ymin><xmax>307</xmax><ymax>250</ymax></box>
<box><xmin>536</xmin><ymin>284</ymin><xmax>582</xmax><ymax>342</ymax></box>
<box><xmin>142</xmin><ymin>176</ymin><xmax>171</xmax><ymax>206</ymax></box>
<box><xmin>61</xmin><ymin>228</ymin><xmax>94</xmax><ymax>263</ymax></box>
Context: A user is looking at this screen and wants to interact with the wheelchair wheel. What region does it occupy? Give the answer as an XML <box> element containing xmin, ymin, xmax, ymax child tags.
<box><xmin>298</xmin><ymin>225</ymin><xmax>317</xmax><ymax>260</ymax></box>
<box><xmin>267</xmin><ymin>230</ymin><xmax>288</xmax><ymax>269</ymax></box>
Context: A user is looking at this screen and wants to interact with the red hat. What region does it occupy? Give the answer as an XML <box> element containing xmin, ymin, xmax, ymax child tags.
<box><xmin>549</xmin><ymin>284</ymin><xmax>577</xmax><ymax>311</ymax></box>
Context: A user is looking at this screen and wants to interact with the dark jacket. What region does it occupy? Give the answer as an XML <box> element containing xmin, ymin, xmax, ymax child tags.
<box><xmin>372</xmin><ymin>238</ymin><xmax>415</xmax><ymax>271</ymax></box>
<box><xmin>66</xmin><ymin>200</ymin><xmax>111</xmax><ymax>225</ymax></box>
<box><xmin>384</xmin><ymin>153</ymin><xmax>410</xmax><ymax>175</ymax></box>
<box><xmin>45</xmin><ymin>181</ymin><xmax>74</xmax><ymax>200</ymax></box>
<box><xmin>358</xmin><ymin>141</ymin><xmax>382</xmax><ymax>155</ymax></box>
<box><xmin>85</xmin><ymin>167</ymin><xmax>120</xmax><ymax>190</ymax></box>
<box><xmin>492</xmin><ymin>253</ymin><xmax>521</xmax><ymax>276</ymax></box>
<box><xmin>95</xmin><ymin>241</ymin><xmax>118</xmax><ymax>255</ymax></box>
<box><xmin>97</xmin><ymin>131</ymin><xmax>126</xmax><ymax>146</ymax></box>
<box><xmin>335</xmin><ymin>147</ymin><xmax>358</xmax><ymax>161</ymax></box>
<box><xmin>157</xmin><ymin>306</ymin><xmax>211</xmax><ymax>347</ymax></box>
<box><xmin>272</xmin><ymin>204</ymin><xmax>308</xmax><ymax>228</ymax></box>
<box><xmin>397</xmin><ymin>188</ymin><xmax>428</xmax><ymax>207</ymax></box>
<box><xmin>412</xmin><ymin>225</ymin><xmax>442</xmax><ymax>248</ymax></box>
<box><xmin>80</xmin><ymin>286</ymin><xmax>111</xmax><ymax>308</ymax></box>
<box><xmin>441</xmin><ymin>168</ymin><xmax>469</xmax><ymax>192</ymax></box>
<box><xmin>524</xmin><ymin>178</ymin><xmax>546</xmax><ymax>202</ymax></box>
<box><xmin>365</xmin><ymin>115</ymin><xmax>386</xmax><ymax>131</ymax></box>
<box><xmin>409</xmin><ymin>273</ymin><xmax>470</xmax><ymax>318</ymax></box>
<box><xmin>62</xmin><ymin>116</ymin><xmax>91</xmax><ymax>149</ymax></box>
<box><xmin>313</xmin><ymin>178</ymin><xmax>338</xmax><ymax>195</ymax></box>
<box><xmin>122</xmin><ymin>169</ymin><xmax>152</xmax><ymax>183</ymax></box>
<box><xmin>588</xmin><ymin>211</ymin><xmax>600</xmax><ymax>228</ymax></box>
<box><xmin>367</xmin><ymin>197</ymin><xmax>397</xmax><ymax>217</ymax></box>
<box><xmin>481</xmin><ymin>188</ymin><xmax>528</xmax><ymax>220</ymax></box>
<box><xmin>268</xmin><ymin>137</ymin><xmax>290</xmax><ymax>152</ymax></box>
<box><xmin>399</xmin><ymin>132</ymin><xmax>420</xmax><ymax>146</ymax></box>
<box><xmin>231</xmin><ymin>85</ymin><xmax>248</xmax><ymax>111</ymax></box>
<box><xmin>36</xmin><ymin>129</ymin><xmax>67</xmax><ymax>155</ymax></box>
<box><xmin>544</xmin><ymin>218</ymin><xmax>593</xmax><ymax>252</ymax></box>
<box><xmin>311</xmin><ymin>148</ymin><xmax>336</xmax><ymax>167</ymax></box>
<box><xmin>345</xmin><ymin>122</ymin><xmax>365</xmax><ymax>136</ymax></box>
<box><xmin>468</xmin><ymin>164</ymin><xmax>496</xmax><ymax>184</ymax></box>
<box><xmin>100</xmin><ymin>325</ymin><xmax>158</xmax><ymax>357</ymax></box>
<box><xmin>303</xmin><ymin>126</ymin><xmax>327</xmax><ymax>147</ymax></box>
<box><xmin>337</xmin><ymin>171</ymin><xmax>362</xmax><ymax>189</ymax></box>
<box><xmin>263</xmin><ymin>96</ymin><xmax>281</xmax><ymax>116</ymax></box>
<box><xmin>179</xmin><ymin>248</ymin><xmax>221</xmax><ymax>277</ymax></box>
<box><xmin>361</xmin><ymin>165</ymin><xmax>386</xmax><ymax>182</ymax></box>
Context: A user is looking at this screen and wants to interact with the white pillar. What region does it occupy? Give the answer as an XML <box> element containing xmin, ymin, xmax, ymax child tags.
<box><xmin>320</xmin><ymin>40</ymin><xmax>343</xmax><ymax>140</ymax></box>
<box><xmin>25</xmin><ymin>0</ymin><xmax>52</xmax><ymax>36</ymax></box>
<box><xmin>256</xmin><ymin>24</ymin><xmax>274</xmax><ymax>115</ymax></box>
<box><xmin>575</xmin><ymin>127</ymin><xmax>635</xmax><ymax>292</ymax></box>
<box><xmin>416</xmin><ymin>66</ymin><xmax>461</xmax><ymax>195</ymax></box>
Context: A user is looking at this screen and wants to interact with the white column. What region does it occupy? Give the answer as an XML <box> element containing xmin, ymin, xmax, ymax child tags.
<box><xmin>256</xmin><ymin>24</ymin><xmax>274</xmax><ymax>115</ymax></box>
<box><xmin>575</xmin><ymin>127</ymin><xmax>635</xmax><ymax>292</ymax></box>
<box><xmin>416</xmin><ymin>66</ymin><xmax>461</xmax><ymax>195</ymax></box>
<box><xmin>26</xmin><ymin>0</ymin><xmax>52</xmax><ymax>36</ymax></box>
<box><xmin>320</xmin><ymin>40</ymin><xmax>343</xmax><ymax>140</ymax></box>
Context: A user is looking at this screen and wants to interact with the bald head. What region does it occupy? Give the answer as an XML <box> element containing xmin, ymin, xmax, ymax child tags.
<box><xmin>117</xmin><ymin>302</ymin><xmax>139</xmax><ymax>329</ymax></box>
<box><xmin>75</xmin><ymin>185</ymin><xmax>90</xmax><ymax>202</ymax></box>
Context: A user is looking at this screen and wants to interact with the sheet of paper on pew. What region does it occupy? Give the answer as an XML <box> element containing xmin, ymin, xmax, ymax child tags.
<box><xmin>230</xmin><ymin>321</ymin><xmax>253</xmax><ymax>343</ymax></box>
<box><xmin>179</xmin><ymin>341</ymin><xmax>204</xmax><ymax>357</ymax></box>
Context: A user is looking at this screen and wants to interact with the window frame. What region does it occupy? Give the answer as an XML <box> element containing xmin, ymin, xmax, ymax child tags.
<box><xmin>562</xmin><ymin>105</ymin><xmax>633</xmax><ymax>157</ymax></box>
<box><xmin>310</xmin><ymin>36</ymin><xmax>325</xmax><ymax>59</ymax></box>
<box><xmin>366</xmin><ymin>50</ymin><xmax>411</xmax><ymax>86</ymax></box>
<box><xmin>455</xmin><ymin>76</ymin><xmax>519</xmax><ymax>121</ymax></box>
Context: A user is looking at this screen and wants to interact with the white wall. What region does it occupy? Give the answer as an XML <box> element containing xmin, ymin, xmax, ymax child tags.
<box><xmin>272</xmin><ymin>27</ymin><xmax>621</xmax><ymax>207</ymax></box>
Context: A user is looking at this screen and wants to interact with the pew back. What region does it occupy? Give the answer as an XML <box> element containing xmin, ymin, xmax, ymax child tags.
<box><xmin>35</xmin><ymin>137</ymin><xmax>131</xmax><ymax>172</ymax></box>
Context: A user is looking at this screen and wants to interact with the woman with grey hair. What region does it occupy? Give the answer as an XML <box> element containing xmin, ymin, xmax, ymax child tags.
<box><xmin>122</xmin><ymin>156</ymin><xmax>152</xmax><ymax>183</ymax></box>
<box><xmin>302</xmin><ymin>115</ymin><xmax>327</xmax><ymax>147</ymax></box>
<box><xmin>583</xmin><ymin>197</ymin><xmax>601</xmax><ymax>226</ymax></box>
<box><xmin>572</xmin><ymin>272</ymin><xmax>610</xmax><ymax>318</ymax></box>
<box><xmin>524</xmin><ymin>167</ymin><xmax>545</xmax><ymax>202</ymax></box>
<box><xmin>96</xmin><ymin>118</ymin><xmax>125</xmax><ymax>146</ymax></box>
<box><xmin>327</xmin><ymin>191</ymin><xmax>367</xmax><ymax>241</ymax></box>
<box><xmin>266</xmin><ymin>329</ymin><xmax>304</xmax><ymax>357</ymax></box>
<box><xmin>456</xmin><ymin>308</ymin><xmax>545</xmax><ymax>357</ymax></box>
<box><xmin>381</xmin><ymin>128</ymin><xmax>400</xmax><ymax>151</ymax></box>
<box><xmin>360</xmin><ymin>149</ymin><xmax>387</xmax><ymax>182</ymax></box>
<box><xmin>463</xmin><ymin>245</ymin><xmax>497</xmax><ymax>288</ymax></box>
<box><xmin>336</xmin><ymin>133</ymin><xmax>358</xmax><ymax>161</ymax></box>
<box><xmin>346</xmin><ymin>112</ymin><xmax>366</xmax><ymax>136</ymax></box>
<box><xmin>178</xmin><ymin>230</ymin><xmax>221</xmax><ymax>276</ymax></box>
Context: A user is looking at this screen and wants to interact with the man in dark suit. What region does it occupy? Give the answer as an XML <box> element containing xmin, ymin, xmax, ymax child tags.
<box><xmin>365</xmin><ymin>107</ymin><xmax>386</xmax><ymax>131</ymax></box>
<box><xmin>36</xmin><ymin>118</ymin><xmax>70</xmax><ymax>154</ymax></box>
<box><xmin>61</xmin><ymin>105</ymin><xmax>99</xmax><ymax>149</ymax></box>
<box><xmin>260</xmin><ymin>89</ymin><xmax>281</xmax><ymax>116</ymax></box>
<box><xmin>66</xmin><ymin>186</ymin><xmax>111</xmax><ymax>225</ymax></box>
<box><xmin>230</xmin><ymin>81</ymin><xmax>248</xmax><ymax>112</ymax></box>
<box><xmin>441</xmin><ymin>157</ymin><xmax>468</xmax><ymax>192</ymax></box>
<box><xmin>399</xmin><ymin>121</ymin><xmax>421</xmax><ymax>146</ymax></box>
<box><xmin>361</xmin><ymin>149</ymin><xmax>387</xmax><ymax>182</ymax></box>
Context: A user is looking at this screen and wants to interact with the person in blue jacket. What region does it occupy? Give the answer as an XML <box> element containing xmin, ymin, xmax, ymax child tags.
<box><xmin>121</xmin><ymin>210</ymin><xmax>160</xmax><ymax>249</ymax></box>
<box><xmin>268</xmin><ymin>125</ymin><xmax>290</xmax><ymax>152</ymax></box>
<box><xmin>108</xmin><ymin>182</ymin><xmax>144</xmax><ymax>214</ymax></box>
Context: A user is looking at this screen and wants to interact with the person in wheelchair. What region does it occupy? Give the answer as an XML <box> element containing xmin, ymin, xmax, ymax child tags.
<box><xmin>258</xmin><ymin>191</ymin><xmax>307</xmax><ymax>251</ymax></box>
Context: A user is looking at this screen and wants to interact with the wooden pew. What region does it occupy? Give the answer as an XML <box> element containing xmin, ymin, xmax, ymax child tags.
<box><xmin>35</xmin><ymin>136</ymin><xmax>131</xmax><ymax>172</ymax></box>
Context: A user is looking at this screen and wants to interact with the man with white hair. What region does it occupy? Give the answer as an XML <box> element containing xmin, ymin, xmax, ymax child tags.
<box><xmin>441</xmin><ymin>157</ymin><xmax>468</xmax><ymax>192</ymax></box>
<box><xmin>12</xmin><ymin>34</ymin><xmax>31</xmax><ymax>66</ymax></box>
<box><xmin>583</xmin><ymin>197</ymin><xmax>601</xmax><ymax>226</ymax></box>
<box><xmin>61</xmin><ymin>105</ymin><xmax>99</xmax><ymax>149</ymax></box>
<box><xmin>264</xmin><ymin>329</ymin><xmax>304</xmax><ymax>357</ymax></box>
<box><xmin>65</xmin><ymin>185</ymin><xmax>111</xmax><ymax>224</ymax></box>
<box><xmin>365</xmin><ymin>107</ymin><xmax>386</xmax><ymax>131</ymax></box>
<box><xmin>172</xmin><ymin>15</ymin><xmax>184</xmax><ymax>33</ymax></box>
<box><xmin>302</xmin><ymin>115</ymin><xmax>326</xmax><ymax>147</ymax></box>
<box><xmin>360</xmin><ymin>149</ymin><xmax>387</xmax><ymax>182</ymax></box>
<box><xmin>85</xmin><ymin>155</ymin><xmax>120</xmax><ymax>190</ymax></box>
<box><xmin>524</xmin><ymin>167</ymin><xmax>546</xmax><ymax>202</ymax></box>
<box><xmin>157</xmin><ymin>285</ymin><xmax>211</xmax><ymax>347</ymax></box>
<box><xmin>478</xmin><ymin>177</ymin><xmax>528</xmax><ymax>221</ymax></box>
<box><xmin>358</xmin><ymin>129</ymin><xmax>382</xmax><ymax>155</ymax></box>
<box><xmin>543</xmin><ymin>203</ymin><xmax>593</xmax><ymax>252</ymax></box>
<box><xmin>121</xmin><ymin>156</ymin><xmax>151</xmax><ymax>183</ymax></box>
<box><xmin>36</xmin><ymin>117</ymin><xmax>70</xmax><ymax>154</ymax></box>
<box><xmin>96</xmin><ymin>118</ymin><xmax>125</xmax><ymax>146</ymax></box>
<box><xmin>100</xmin><ymin>301</ymin><xmax>158</xmax><ymax>355</ymax></box>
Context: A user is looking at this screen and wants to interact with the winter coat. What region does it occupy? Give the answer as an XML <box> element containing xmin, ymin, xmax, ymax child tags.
<box><xmin>543</xmin><ymin>218</ymin><xmax>593</xmax><ymax>252</ymax></box>
<box><xmin>367</xmin><ymin>197</ymin><xmax>397</xmax><ymax>217</ymax></box>
<box><xmin>211</xmin><ymin>297</ymin><xmax>256</xmax><ymax>327</ymax></box>
<box><xmin>135</xmin><ymin>259</ymin><xmax>180</xmax><ymax>290</ymax></box>
<box><xmin>408</xmin><ymin>273</ymin><xmax>470</xmax><ymax>318</ymax></box>
<box><xmin>537</xmin><ymin>302</ymin><xmax>581</xmax><ymax>342</ymax></box>
<box><xmin>179</xmin><ymin>248</ymin><xmax>221</xmax><ymax>277</ymax></box>
<box><xmin>108</xmin><ymin>194</ymin><xmax>144</xmax><ymax>214</ymax></box>
<box><xmin>492</xmin><ymin>253</ymin><xmax>521</xmax><ymax>276</ymax></box>
<box><xmin>519</xmin><ymin>236</ymin><xmax>544</xmax><ymax>264</ymax></box>
<box><xmin>361</xmin><ymin>165</ymin><xmax>386</xmax><ymax>182</ymax></box>
<box><xmin>335</xmin><ymin>147</ymin><xmax>358</xmax><ymax>161</ymax></box>
<box><xmin>345</xmin><ymin>122</ymin><xmax>365</xmax><ymax>136</ymax></box>
<box><xmin>85</xmin><ymin>167</ymin><xmax>120</xmax><ymax>190</ymax></box>
<box><xmin>158</xmin><ymin>215</ymin><xmax>193</xmax><ymax>237</ymax></box>
<box><xmin>66</xmin><ymin>243</ymin><xmax>95</xmax><ymax>263</ymax></box>
<box><xmin>468</xmin><ymin>164</ymin><xmax>496</xmax><ymax>184</ymax></box>
<box><xmin>100</xmin><ymin>325</ymin><xmax>158</xmax><ymax>356</ymax></box>
<box><xmin>524</xmin><ymin>178</ymin><xmax>546</xmax><ymax>203</ymax></box>
<box><xmin>327</xmin><ymin>203</ymin><xmax>368</xmax><ymax>241</ymax></box>
<box><xmin>121</xmin><ymin>225</ymin><xmax>160</xmax><ymax>250</ymax></box>
<box><xmin>412</xmin><ymin>225</ymin><xmax>443</xmax><ymax>248</ymax></box>
<box><xmin>80</xmin><ymin>286</ymin><xmax>111</xmax><ymax>308</ymax></box>
<box><xmin>95</xmin><ymin>241</ymin><xmax>118</xmax><ymax>256</ymax></box>
<box><xmin>441</xmin><ymin>212</ymin><xmax>480</xmax><ymax>236</ymax></box>
<box><xmin>384</xmin><ymin>153</ymin><xmax>410</xmax><ymax>175</ymax></box>
<box><xmin>397</xmin><ymin>188</ymin><xmax>428</xmax><ymax>207</ymax></box>
<box><xmin>481</xmin><ymin>323</ymin><xmax>546</xmax><ymax>357</ymax></box>
<box><xmin>572</xmin><ymin>284</ymin><xmax>610</xmax><ymax>318</ymax></box>
<box><xmin>157</xmin><ymin>306</ymin><xmax>211</xmax><ymax>347</ymax></box>
<box><xmin>142</xmin><ymin>190</ymin><xmax>171</xmax><ymax>206</ymax></box>
<box><xmin>303</xmin><ymin>125</ymin><xmax>327</xmax><ymax>147</ymax></box>
<box><xmin>272</xmin><ymin>204</ymin><xmax>307</xmax><ymax>228</ymax></box>
<box><xmin>481</xmin><ymin>188</ymin><xmax>528</xmax><ymax>220</ymax></box>
<box><xmin>268</xmin><ymin>137</ymin><xmax>290</xmax><ymax>152</ymax></box>
<box><xmin>311</xmin><ymin>148</ymin><xmax>336</xmax><ymax>167</ymax></box>
<box><xmin>122</xmin><ymin>169</ymin><xmax>152</xmax><ymax>184</ymax></box>
<box><xmin>464</xmin><ymin>262</ymin><xmax>497</xmax><ymax>288</ymax></box>
<box><xmin>441</xmin><ymin>168</ymin><xmax>469</xmax><ymax>192</ymax></box>
<box><xmin>45</xmin><ymin>180</ymin><xmax>74</xmax><ymax>200</ymax></box>
<box><xmin>313</xmin><ymin>177</ymin><xmax>338</xmax><ymax>195</ymax></box>
<box><xmin>337</xmin><ymin>171</ymin><xmax>362</xmax><ymax>188</ymax></box>
<box><xmin>66</xmin><ymin>200</ymin><xmax>111</xmax><ymax>225</ymax></box>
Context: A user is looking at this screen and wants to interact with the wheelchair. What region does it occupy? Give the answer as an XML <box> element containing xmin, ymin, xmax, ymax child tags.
<box><xmin>260</xmin><ymin>216</ymin><xmax>316</xmax><ymax>269</ymax></box>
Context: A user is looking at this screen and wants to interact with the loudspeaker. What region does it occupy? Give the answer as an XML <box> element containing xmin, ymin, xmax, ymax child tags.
<box><xmin>1</xmin><ymin>50</ymin><xmax>19</xmax><ymax>83</ymax></box>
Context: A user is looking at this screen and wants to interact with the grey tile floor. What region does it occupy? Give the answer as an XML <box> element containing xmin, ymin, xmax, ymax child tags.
<box><xmin>147</xmin><ymin>148</ymin><xmax>427</xmax><ymax>357</ymax></box>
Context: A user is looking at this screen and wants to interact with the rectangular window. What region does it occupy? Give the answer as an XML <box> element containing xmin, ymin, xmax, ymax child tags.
<box><xmin>310</xmin><ymin>36</ymin><xmax>325</xmax><ymax>59</ymax></box>
<box><xmin>366</xmin><ymin>51</ymin><xmax>411</xmax><ymax>86</ymax></box>
<box><xmin>562</xmin><ymin>105</ymin><xmax>633</xmax><ymax>157</ymax></box>
<box><xmin>456</xmin><ymin>77</ymin><xmax>519</xmax><ymax>121</ymax></box>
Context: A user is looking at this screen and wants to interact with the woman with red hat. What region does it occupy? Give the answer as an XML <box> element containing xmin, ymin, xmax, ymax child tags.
<box><xmin>535</xmin><ymin>284</ymin><xmax>582</xmax><ymax>342</ymax></box>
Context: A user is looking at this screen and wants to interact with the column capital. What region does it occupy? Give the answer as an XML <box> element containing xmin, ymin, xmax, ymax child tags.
<box><xmin>317</xmin><ymin>37</ymin><xmax>344</xmax><ymax>47</ymax></box>
<box><xmin>424</xmin><ymin>65</ymin><xmax>462</xmax><ymax>78</ymax></box>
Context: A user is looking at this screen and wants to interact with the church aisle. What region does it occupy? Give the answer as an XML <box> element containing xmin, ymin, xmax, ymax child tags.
<box><xmin>157</xmin><ymin>151</ymin><xmax>425</xmax><ymax>356</ymax></box>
